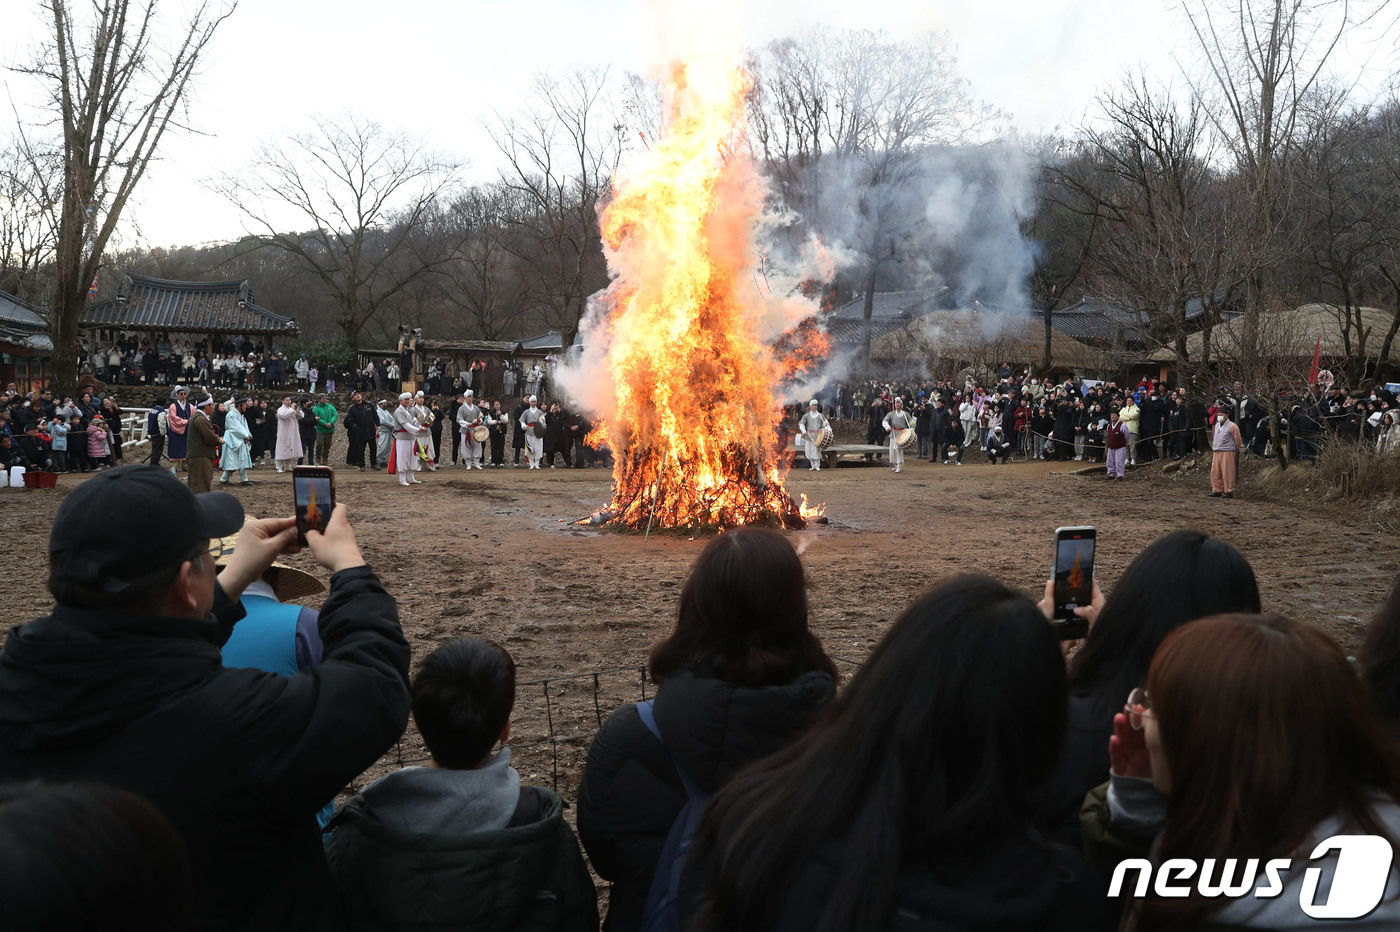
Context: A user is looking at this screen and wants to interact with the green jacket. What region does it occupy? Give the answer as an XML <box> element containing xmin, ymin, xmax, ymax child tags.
<box><xmin>324</xmin><ymin>785</ymin><xmax>599</xmax><ymax>932</ymax></box>
<box><xmin>313</xmin><ymin>402</ymin><xmax>338</xmax><ymax>434</ymax></box>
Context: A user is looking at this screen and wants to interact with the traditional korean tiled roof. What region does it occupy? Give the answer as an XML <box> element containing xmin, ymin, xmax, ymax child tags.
<box><xmin>821</xmin><ymin>318</ymin><xmax>909</xmax><ymax>346</ymax></box>
<box><xmin>81</xmin><ymin>275</ymin><xmax>298</xmax><ymax>334</ymax></box>
<box><xmin>0</xmin><ymin>289</ymin><xmax>48</xmax><ymax>330</ymax></box>
<box><xmin>0</xmin><ymin>289</ymin><xmax>52</xmax><ymax>351</ymax></box>
<box><xmin>830</xmin><ymin>287</ymin><xmax>951</xmax><ymax>320</ymax></box>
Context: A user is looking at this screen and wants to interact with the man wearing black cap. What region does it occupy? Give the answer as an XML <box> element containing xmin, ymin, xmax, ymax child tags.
<box><xmin>0</xmin><ymin>465</ymin><xmax>411</xmax><ymax>931</ymax></box>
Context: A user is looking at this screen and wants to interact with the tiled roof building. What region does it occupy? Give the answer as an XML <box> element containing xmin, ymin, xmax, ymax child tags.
<box><xmin>82</xmin><ymin>274</ymin><xmax>298</xmax><ymax>336</ymax></box>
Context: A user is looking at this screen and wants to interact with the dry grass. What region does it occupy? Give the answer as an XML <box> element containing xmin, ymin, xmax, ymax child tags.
<box><xmin>1260</xmin><ymin>440</ymin><xmax>1400</xmax><ymax>506</ymax></box>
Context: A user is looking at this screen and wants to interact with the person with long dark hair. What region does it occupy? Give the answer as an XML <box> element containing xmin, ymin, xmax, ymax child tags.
<box><xmin>1100</xmin><ymin>613</ymin><xmax>1400</xmax><ymax>929</ymax></box>
<box><xmin>1360</xmin><ymin>574</ymin><xmax>1400</xmax><ymax>726</ymax></box>
<box><xmin>683</xmin><ymin>576</ymin><xmax>1102</xmax><ymax>932</ymax></box>
<box><xmin>1039</xmin><ymin>530</ymin><xmax>1260</xmax><ymax>844</ymax></box>
<box><xmin>576</xmin><ymin>528</ymin><xmax>837</xmax><ymax>932</ymax></box>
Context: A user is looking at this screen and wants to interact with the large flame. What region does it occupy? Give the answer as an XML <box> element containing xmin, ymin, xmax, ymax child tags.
<box><xmin>587</xmin><ymin>54</ymin><xmax>826</xmax><ymax>531</ymax></box>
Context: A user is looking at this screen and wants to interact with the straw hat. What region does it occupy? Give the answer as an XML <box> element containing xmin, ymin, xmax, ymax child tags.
<box><xmin>214</xmin><ymin>520</ymin><xmax>326</xmax><ymax>602</ymax></box>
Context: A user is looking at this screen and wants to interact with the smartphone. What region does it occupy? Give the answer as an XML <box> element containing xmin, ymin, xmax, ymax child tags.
<box><xmin>293</xmin><ymin>466</ymin><xmax>335</xmax><ymax>545</ymax></box>
<box><xmin>1051</xmin><ymin>525</ymin><xmax>1096</xmax><ymax>639</ymax></box>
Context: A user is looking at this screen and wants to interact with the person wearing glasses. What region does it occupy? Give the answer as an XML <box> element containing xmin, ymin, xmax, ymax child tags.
<box><xmin>1088</xmin><ymin>613</ymin><xmax>1400</xmax><ymax>929</ymax></box>
<box><xmin>0</xmin><ymin>464</ymin><xmax>410</xmax><ymax>931</ymax></box>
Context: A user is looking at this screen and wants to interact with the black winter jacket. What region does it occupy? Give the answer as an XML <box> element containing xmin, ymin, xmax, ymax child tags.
<box><xmin>1038</xmin><ymin>693</ymin><xmax>1112</xmax><ymax>847</ymax></box>
<box><xmin>683</xmin><ymin>828</ymin><xmax>1106</xmax><ymax>932</ymax></box>
<box><xmin>345</xmin><ymin>401</ymin><xmax>377</xmax><ymax>440</ymax></box>
<box><xmin>0</xmin><ymin>567</ymin><xmax>412</xmax><ymax>932</ymax></box>
<box><xmin>576</xmin><ymin>668</ymin><xmax>835</xmax><ymax>932</ymax></box>
<box><xmin>326</xmin><ymin>785</ymin><xmax>599</xmax><ymax>932</ymax></box>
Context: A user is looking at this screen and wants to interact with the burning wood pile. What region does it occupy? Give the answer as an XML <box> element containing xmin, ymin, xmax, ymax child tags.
<box><xmin>583</xmin><ymin>54</ymin><xmax>827</xmax><ymax>532</ymax></box>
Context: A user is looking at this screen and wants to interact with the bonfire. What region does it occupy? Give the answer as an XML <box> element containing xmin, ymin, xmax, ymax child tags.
<box><xmin>585</xmin><ymin>54</ymin><xmax>828</xmax><ymax>532</ymax></box>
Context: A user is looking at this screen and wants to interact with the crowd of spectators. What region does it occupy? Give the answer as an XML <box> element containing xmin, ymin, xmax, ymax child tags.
<box><xmin>4</xmin><ymin>468</ymin><xmax>1400</xmax><ymax>931</ymax></box>
<box><xmin>794</xmin><ymin>369</ymin><xmax>1400</xmax><ymax>465</ymax></box>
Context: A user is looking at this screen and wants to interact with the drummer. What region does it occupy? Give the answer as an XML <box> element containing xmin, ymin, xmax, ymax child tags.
<box><xmin>882</xmin><ymin>397</ymin><xmax>915</xmax><ymax>473</ymax></box>
<box><xmin>798</xmin><ymin>399</ymin><xmax>830</xmax><ymax>471</ymax></box>
<box><xmin>456</xmin><ymin>390</ymin><xmax>485</xmax><ymax>470</ymax></box>
<box><xmin>520</xmin><ymin>395</ymin><xmax>547</xmax><ymax>469</ymax></box>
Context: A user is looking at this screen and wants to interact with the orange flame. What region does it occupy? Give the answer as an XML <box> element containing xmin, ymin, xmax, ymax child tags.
<box><xmin>589</xmin><ymin>55</ymin><xmax>826</xmax><ymax>531</ymax></box>
<box><xmin>305</xmin><ymin>484</ymin><xmax>322</xmax><ymax>533</ymax></box>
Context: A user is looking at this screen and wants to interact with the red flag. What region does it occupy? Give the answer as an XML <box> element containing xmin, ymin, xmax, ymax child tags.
<box><xmin>1309</xmin><ymin>337</ymin><xmax>1321</xmax><ymax>384</ymax></box>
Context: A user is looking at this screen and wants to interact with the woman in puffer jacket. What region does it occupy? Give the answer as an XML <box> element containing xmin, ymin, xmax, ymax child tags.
<box><xmin>576</xmin><ymin>528</ymin><xmax>837</xmax><ymax>932</ymax></box>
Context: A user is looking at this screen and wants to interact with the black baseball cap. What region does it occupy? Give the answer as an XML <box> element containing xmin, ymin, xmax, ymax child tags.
<box><xmin>49</xmin><ymin>465</ymin><xmax>244</xmax><ymax>595</ymax></box>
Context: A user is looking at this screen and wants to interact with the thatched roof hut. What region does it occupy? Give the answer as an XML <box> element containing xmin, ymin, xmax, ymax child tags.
<box><xmin>870</xmin><ymin>309</ymin><xmax>1116</xmax><ymax>375</ymax></box>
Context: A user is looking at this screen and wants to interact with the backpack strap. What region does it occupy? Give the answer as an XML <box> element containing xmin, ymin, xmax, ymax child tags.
<box><xmin>636</xmin><ymin>700</ymin><xmax>703</xmax><ymax>799</ymax></box>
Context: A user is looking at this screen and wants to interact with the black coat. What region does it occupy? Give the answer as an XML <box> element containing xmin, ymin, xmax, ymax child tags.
<box><xmin>576</xmin><ymin>669</ymin><xmax>835</xmax><ymax>932</ymax></box>
<box><xmin>0</xmin><ymin>568</ymin><xmax>412</xmax><ymax>932</ymax></box>
<box><xmin>683</xmin><ymin>828</ymin><xmax>1106</xmax><ymax>932</ymax></box>
<box><xmin>345</xmin><ymin>401</ymin><xmax>377</xmax><ymax>440</ymax></box>
<box><xmin>1038</xmin><ymin>693</ymin><xmax>1112</xmax><ymax>847</ymax></box>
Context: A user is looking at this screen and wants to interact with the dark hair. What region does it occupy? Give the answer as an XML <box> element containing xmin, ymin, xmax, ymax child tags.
<box><xmin>1141</xmin><ymin>613</ymin><xmax>1400</xmax><ymax>926</ymax></box>
<box><xmin>411</xmin><ymin>637</ymin><xmax>516</xmax><ymax>769</ymax></box>
<box><xmin>648</xmin><ymin>527</ymin><xmax>836</xmax><ymax>688</ymax></box>
<box><xmin>1360</xmin><ymin>574</ymin><xmax>1400</xmax><ymax>724</ymax></box>
<box><xmin>0</xmin><ymin>781</ymin><xmax>192</xmax><ymax>931</ymax></box>
<box><xmin>689</xmin><ymin>576</ymin><xmax>1067</xmax><ymax>932</ymax></box>
<box><xmin>1068</xmin><ymin>530</ymin><xmax>1259</xmax><ymax>721</ymax></box>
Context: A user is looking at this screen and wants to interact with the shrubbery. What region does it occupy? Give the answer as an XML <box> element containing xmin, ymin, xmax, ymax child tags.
<box><xmin>1261</xmin><ymin>440</ymin><xmax>1400</xmax><ymax>503</ymax></box>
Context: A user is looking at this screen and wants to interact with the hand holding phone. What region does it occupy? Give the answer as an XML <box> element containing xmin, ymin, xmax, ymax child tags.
<box><xmin>293</xmin><ymin>466</ymin><xmax>335</xmax><ymax>545</ymax></box>
<box><xmin>1051</xmin><ymin>526</ymin><xmax>1096</xmax><ymax>639</ymax></box>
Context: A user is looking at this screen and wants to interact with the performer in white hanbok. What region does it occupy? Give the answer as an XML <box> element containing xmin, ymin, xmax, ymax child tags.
<box><xmin>798</xmin><ymin>399</ymin><xmax>830</xmax><ymax>471</ymax></box>
<box><xmin>882</xmin><ymin>398</ymin><xmax>915</xmax><ymax>473</ymax></box>
<box><xmin>456</xmin><ymin>390</ymin><xmax>485</xmax><ymax>469</ymax></box>
<box><xmin>519</xmin><ymin>395</ymin><xmax>547</xmax><ymax>469</ymax></box>
<box><xmin>411</xmin><ymin>391</ymin><xmax>436</xmax><ymax>470</ymax></box>
<box><xmin>392</xmin><ymin>393</ymin><xmax>424</xmax><ymax>486</ymax></box>
<box><xmin>375</xmin><ymin>399</ymin><xmax>395</xmax><ymax>466</ymax></box>
<box><xmin>274</xmin><ymin>397</ymin><xmax>303</xmax><ymax>473</ymax></box>
<box><xmin>218</xmin><ymin>396</ymin><xmax>254</xmax><ymax>486</ymax></box>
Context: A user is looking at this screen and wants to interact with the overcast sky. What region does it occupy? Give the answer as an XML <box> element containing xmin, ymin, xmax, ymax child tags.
<box><xmin>2</xmin><ymin>0</ymin><xmax>1382</xmax><ymax>249</ymax></box>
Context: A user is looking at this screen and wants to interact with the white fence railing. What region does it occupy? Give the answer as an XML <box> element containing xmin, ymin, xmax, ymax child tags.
<box><xmin>119</xmin><ymin>407</ymin><xmax>151</xmax><ymax>449</ymax></box>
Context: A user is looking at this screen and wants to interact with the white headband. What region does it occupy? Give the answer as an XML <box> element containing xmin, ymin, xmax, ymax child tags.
<box><xmin>399</xmin><ymin>392</ymin><xmax>412</xmax><ymax>401</ymax></box>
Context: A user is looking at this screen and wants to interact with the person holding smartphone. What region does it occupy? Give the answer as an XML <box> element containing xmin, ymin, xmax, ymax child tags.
<box><xmin>0</xmin><ymin>465</ymin><xmax>411</xmax><ymax>931</ymax></box>
<box><xmin>1087</xmin><ymin>614</ymin><xmax>1400</xmax><ymax>930</ymax></box>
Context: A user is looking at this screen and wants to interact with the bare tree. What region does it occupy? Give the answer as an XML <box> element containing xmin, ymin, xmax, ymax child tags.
<box><xmin>11</xmin><ymin>0</ymin><xmax>237</xmax><ymax>390</ymax></box>
<box><xmin>0</xmin><ymin>135</ymin><xmax>60</xmax><ymax>301</ymax></box>
<box><xmin>490</xmin><ymin>66</ymin><xmax>624</xmax><ymax>347</ymax></box>
<box><xmin>1066</xmin><ymin>74</ymin><xmax>1260</xmax><ymax>366</ymax></box>
<box><xmin>749</xmin><ymin>28</ymin><xmax>1000</xmax><ymax>363</ymax></box>
<box><xmin>1179</xmin><ymin>0</ymin><xmax>1381</xmax><ymax>382</ymax></box>
<box><xmin>212</xmin><ymin>113</ymin><xmax>461</xmax><ymax>350</ymax></box>
<box><xmin>439</xmin><ymin>184</ymin><xmax>535</xmax><ymax>340</ymax></box>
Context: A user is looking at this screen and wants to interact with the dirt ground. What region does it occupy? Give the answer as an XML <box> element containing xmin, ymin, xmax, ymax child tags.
<box><xmin>3</xmin><ymin>445</ymin><xmax>1396</xmax><ymax>809</ymax></box>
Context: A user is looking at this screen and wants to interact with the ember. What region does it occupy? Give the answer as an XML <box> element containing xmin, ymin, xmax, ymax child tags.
<box><xmin>585</xmin><ymin>53</ymin><xmax>827</xmax><ymax>532</ymax></box>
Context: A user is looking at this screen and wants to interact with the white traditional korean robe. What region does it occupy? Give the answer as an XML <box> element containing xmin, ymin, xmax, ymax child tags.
<box><xmin>519</xmin><ymin>405</ymin><xmax>546</xmax><ymax>468</ymax></box>
<box><xmin>274</xmin><ymin>404</ymin><xmax>303</xmax><ymax>469</ymax></box>
<box><xmin>457</xmin><ymin>402</ymin><xmax>484</xmax><ymax>467</ymax></box>
<box><xmin>798</xmin><ymin>410</ymin><xmax>829</xmax><ymax>469</ymax></box>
